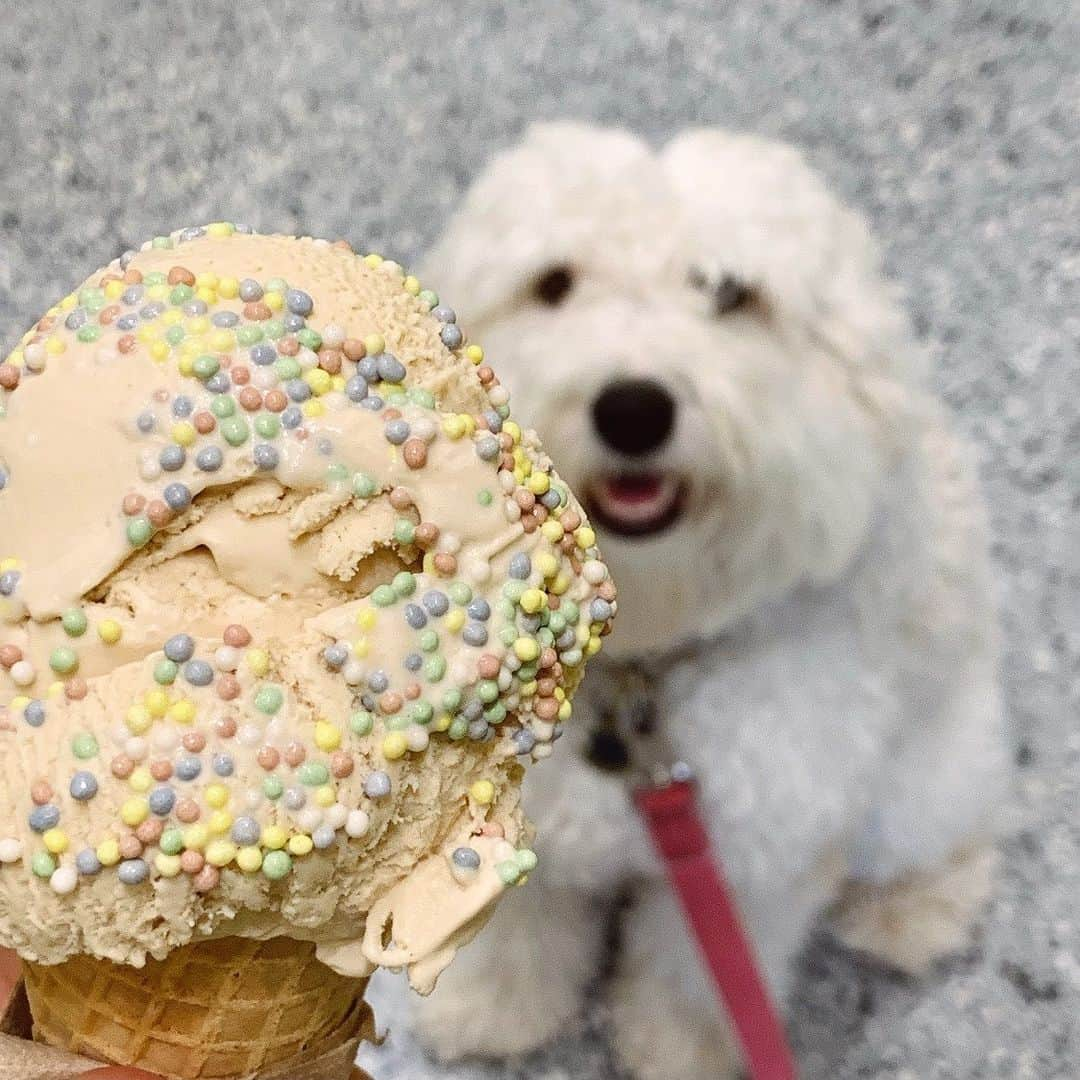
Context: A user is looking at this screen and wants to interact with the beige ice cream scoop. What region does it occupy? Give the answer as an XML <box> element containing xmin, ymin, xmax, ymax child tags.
<box><xmin>0</xmin><ymin>226</ymin><xmax>615</xmax><ymax>1078</ymax></box>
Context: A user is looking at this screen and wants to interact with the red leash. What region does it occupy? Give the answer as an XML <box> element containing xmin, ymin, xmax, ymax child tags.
<box><xmin>634</xmin><ymin>777</ymin><xmax>798</xmax><ymax>1080</ymax></box>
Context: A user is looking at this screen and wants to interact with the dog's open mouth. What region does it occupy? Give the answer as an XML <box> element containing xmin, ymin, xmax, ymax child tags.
<box><xmin>585</xmin><ymin>473</ymin><xmax>688</xmax><ymax>538</ymax></box>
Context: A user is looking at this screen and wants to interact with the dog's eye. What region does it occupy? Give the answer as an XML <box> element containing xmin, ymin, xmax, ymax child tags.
<box><xmin>533</xmin><ymin>265</ymin><xmax>575</xmax><ymax>306</ymax></box>
<box><xmin>688</xmin><ymin>268</ymin><xmax>755</xmax><ymax>316</ymax></box>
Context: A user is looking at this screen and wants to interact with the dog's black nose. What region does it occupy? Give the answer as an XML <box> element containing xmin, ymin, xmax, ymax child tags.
<box><xmin>591</xmin><ymin>378</ymin><xmax>676</xmax><ymax>456</ymax></box>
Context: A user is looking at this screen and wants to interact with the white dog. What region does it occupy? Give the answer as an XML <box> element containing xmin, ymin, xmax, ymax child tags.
<box><xmin>399</xmin><ymin>123</ymin><xmax>1009</xmax><ymax>1079</ymax></box>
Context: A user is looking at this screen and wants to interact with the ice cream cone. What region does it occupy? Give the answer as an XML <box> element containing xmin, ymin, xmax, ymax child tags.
<box><xmin>0</xmin><ymin>226</ymin><xmax>616</xmax><ymax>1078</ymax></box>
<box><xmin>22</xmin><ymin>936</ymin><xmax>373</xmax><ymax>1080</ymax></box>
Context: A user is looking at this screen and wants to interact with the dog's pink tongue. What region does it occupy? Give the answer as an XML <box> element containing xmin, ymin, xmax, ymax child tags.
<box><xmin>589</xmin><ymin>473</ymin><xmax>683</xmax><ymax>533</ymax></box>
<box><xmin>605</xmin><ymin>474</ymin><xmax>665</xmax><ymax>504</ymax></box>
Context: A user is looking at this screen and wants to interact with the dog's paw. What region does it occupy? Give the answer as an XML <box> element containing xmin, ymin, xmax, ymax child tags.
<box><xmin>609</xmin><ymin>970</ymin><xmax>742</xmax><ymax>1080</ymax></box>
<box><xmin>833</xmin><ymin>840</ymin><xmax>997</xmax><ymax>974</ymax></box>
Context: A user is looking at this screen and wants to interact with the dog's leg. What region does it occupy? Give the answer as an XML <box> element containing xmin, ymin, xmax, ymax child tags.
<box><xmin>409</xmin><ymin>877</ymin><xmax>604</xmax><ymax>1061</ymax></box>
<box><xmin>830</xmin><ymin>424</ymin><xmax>1011</xmax><ymax>975</ymax></box>
<box><xmin>609</xmin><ymin>881</ymin><xmax>742</xmax><ymax>1080</ymax></box>
<box><xmin>835</xmin><ymin>670</ymin><xmax>1007</xmax><ymax>973</ymax></box>
<box><xmin>611</xmin><ymin>849</ymin><xmax>845</xmax><ymax>1080</ymax></box>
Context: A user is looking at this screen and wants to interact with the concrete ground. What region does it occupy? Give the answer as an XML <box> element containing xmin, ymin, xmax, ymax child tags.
<box><xmin>0</xmin><ymin>2</ymin><xmax>1076</xmax><ymax>1076</ymax></box>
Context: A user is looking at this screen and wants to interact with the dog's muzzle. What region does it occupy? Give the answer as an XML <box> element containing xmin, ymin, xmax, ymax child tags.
<box><xmin>585</xmin><ymin>378</ymin><xmax>690</xmax><ymax>538</ymax></box>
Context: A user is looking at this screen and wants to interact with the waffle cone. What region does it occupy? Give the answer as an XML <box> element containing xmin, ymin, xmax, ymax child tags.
<box><xmin>22</xmin><ymin>936</ymin><xmax>374</xmax><ymax>1079</ymax></box>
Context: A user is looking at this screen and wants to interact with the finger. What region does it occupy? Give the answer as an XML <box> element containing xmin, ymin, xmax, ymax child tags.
<box><xmin>0</xmin><ymin>948</ymin><xmax>21</xmax><ymax>1007</ymax></box>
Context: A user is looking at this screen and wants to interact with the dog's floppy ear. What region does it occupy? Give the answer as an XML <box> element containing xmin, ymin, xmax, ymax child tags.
<box><xmin>420</xmin><ymin>122</ymin><xmax>654</xmax><ymax>324</ymax></box>
<box><xmin>661</xmin><ymin>130</ymin><xmax>923</xmax><ymax>394</ymax></box>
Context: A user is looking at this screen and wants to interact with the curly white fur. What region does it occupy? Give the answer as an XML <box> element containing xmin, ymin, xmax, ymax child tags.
<box><xmin>374</xmin><ymin>123</ymin><xmax>1010</xmax><ymax>1079</ymax></box>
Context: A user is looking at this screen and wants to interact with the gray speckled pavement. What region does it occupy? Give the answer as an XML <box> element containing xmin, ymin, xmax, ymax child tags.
<box><xmin>1</xmin><ymin>2</ymin><xmax>1077</xmax><ymax>1076</ymax></box>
